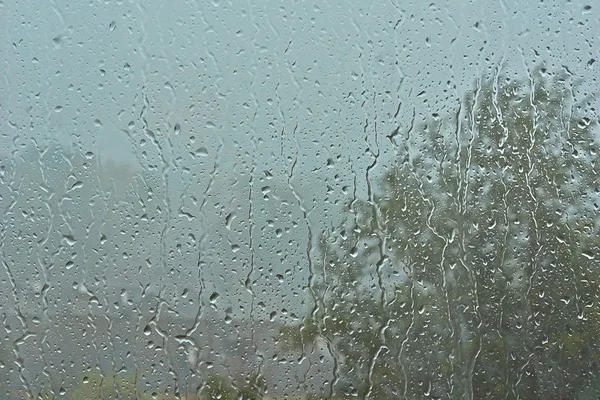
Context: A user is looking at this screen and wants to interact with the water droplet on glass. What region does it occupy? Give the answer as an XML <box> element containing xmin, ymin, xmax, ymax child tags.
<box><xmin>209</xmin><ymin>292</ymin><xmax>219</xmax><ymax>303</ymax></box>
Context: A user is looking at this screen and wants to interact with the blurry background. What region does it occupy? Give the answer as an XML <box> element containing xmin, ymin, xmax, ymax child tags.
<box><xmin>0</xmin><ymin>0</ymin><xmax>598</xmax><ymax>398</ymax></box>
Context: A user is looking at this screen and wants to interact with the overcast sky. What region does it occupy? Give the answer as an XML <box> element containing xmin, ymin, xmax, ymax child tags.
<box><xmin>0</xmin><ymin>0</ymin><xmax>598</xmax><ymax>396</ymax></box>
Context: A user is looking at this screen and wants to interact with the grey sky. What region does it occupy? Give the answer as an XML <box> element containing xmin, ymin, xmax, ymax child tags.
<box><xmin>0</xmin><ymin>0</ymin><xmax>598</xmax><ymax>397</ymax></box>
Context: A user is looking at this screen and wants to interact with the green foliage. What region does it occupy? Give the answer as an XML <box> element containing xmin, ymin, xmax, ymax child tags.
<box><xmin>200</xmin><ymin>372</ymin><xmax>266</xmax><ymax>400</ymax></box>
<box><xmin>277</xmin><ymin>315</ymin><xmax>320</xmax><ymax>353</ymax></box>
<box><xmin>68</xmin><ymin>371</ymin><xmax>138</xmax><ymax>400</ymax></box>
<box><xmin>281</xmin><ymin>66</ymin><xmax>600</xmax><ymax>399</ymax></box>
<box><xmin>31</xmin><ymin>370</ymin><xmax>264</xmax><ymax>400</ymax></box>
<box><xmin>201</xmin><ymin>374</ymin><xmax>239</xmax><ymax>400</ymax></box>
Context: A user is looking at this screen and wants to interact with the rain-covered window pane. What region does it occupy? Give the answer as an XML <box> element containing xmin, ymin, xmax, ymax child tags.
<box><xmin>1</xmin><ymin>1</ymin><xmax>599</xmax><ymax>399</ymax></box>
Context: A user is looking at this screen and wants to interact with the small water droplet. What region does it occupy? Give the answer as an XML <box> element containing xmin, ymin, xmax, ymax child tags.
<box><xmin>63</xmin><ymin>235</ymin><xmax>77</xmax><ymax>246</ymax></box>
<box><xmin>209</xmin><ymin>292</ymin><xmax>219</xmax><ymax>303</ymax></box>
<box><xmin>582</xmin><ymin>249</ymin><xmax>594</xmax><ymax>260</ymax></box>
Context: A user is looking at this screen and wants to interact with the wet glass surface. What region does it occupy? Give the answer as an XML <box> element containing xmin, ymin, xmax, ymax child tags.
<box><xmin>0</xmin><ymin>1</ymin><xmax>599</xmax><ymax>398</ymax></box>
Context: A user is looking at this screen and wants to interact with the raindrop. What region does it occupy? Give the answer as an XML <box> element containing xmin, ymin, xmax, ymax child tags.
<box><xmin>63</xmin><ymin>235</ymin><xmax>77</xmax><ymax>246</ymax></box>
<box><xmin>209</xmin><ymin>292</ymin><xmax>219</xmax><ymax>303</ymax></box>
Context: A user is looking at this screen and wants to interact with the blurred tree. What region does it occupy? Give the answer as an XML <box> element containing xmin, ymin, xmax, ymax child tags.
<box><xmin>200</xmin><ymin>372</ymin><xmax>266</xmax><ymax>400</ymax></box>
<box><xmin>67</xmin><ymin>371</ymin><xmax>137</xmax><ymax>400</ymax></box>
<box><xmin>279</xmin><ymin>66</ymin><xmax>600</xmax><ymax>399</ymax></box>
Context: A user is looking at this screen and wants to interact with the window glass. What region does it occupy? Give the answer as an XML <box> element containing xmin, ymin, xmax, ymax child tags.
<box><xmin>1</xmin><ymin>1</ymin><xmax>598</xmax><ymax>399</ymax></box>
